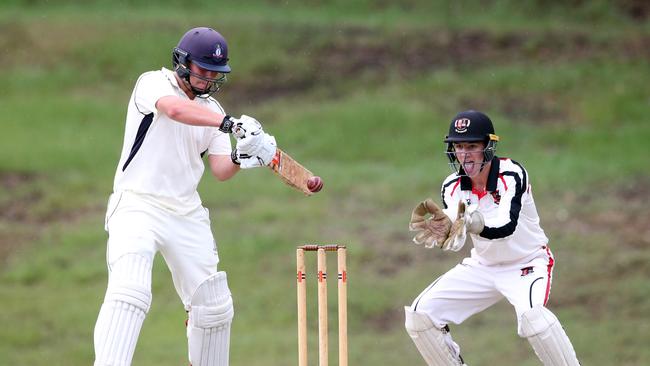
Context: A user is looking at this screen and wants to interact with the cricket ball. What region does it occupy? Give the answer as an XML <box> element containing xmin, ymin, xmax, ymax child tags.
<box><xmin>307</xmin><ymin>176</ymin><xmax>323</xmax><ymax>193</ymax></box>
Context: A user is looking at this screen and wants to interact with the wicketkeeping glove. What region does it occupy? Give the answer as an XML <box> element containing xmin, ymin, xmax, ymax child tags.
<box><xmin>408</xmin><ymin>199</ymin><xmax>452</xmax><ymax>248</ymax></box>
<box><xmin>440</xmin><ymin>201</ymin><xmax>484</xmax><ymax>251</ymax></box>
<box><xmin>465</xmin><ymin>206</ymin><xmax>485</xmax><ymax>234</ymax></box>
<box><xmin>440</xmin><ymin>201</ymin><xmax>467</xmax><ymax>252</ymax></box>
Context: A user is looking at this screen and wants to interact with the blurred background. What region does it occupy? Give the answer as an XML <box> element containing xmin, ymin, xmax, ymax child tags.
<box><xmin>1</xmin><ymin>1</ymin><xmax>649</xmax><ymax>365</ymax></box>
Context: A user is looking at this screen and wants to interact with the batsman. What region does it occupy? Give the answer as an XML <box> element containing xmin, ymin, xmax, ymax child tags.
<box><xmin>93</xmin><ymin>27</ymin><xmax>277</xmax><ymax>366</ymax></box>
<box><xmin>404</xmin><ymin>110</ymin><xmax>580</xmax><ymax>365</ymax></box>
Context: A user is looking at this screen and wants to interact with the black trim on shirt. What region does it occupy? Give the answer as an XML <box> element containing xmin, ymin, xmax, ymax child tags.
<box><xmin>510</xmin><ymin>159</ymin><xmax>528</xmax><ymax>190</ymax></box>
<box><xmin>485</xmin><ymin>157</ymin><xmax>500</xmax><ymax>191</ymax></box>
<box><xmin>441</xmin><ymin>177</ymin><xmax>460</xmax><ymax>209</ymax></box>
<box><xmin>480</xmin><ymin>171</ymin><xmax>524</xmax><ymax>239</ymax></box>
<box><xmin>460</xmin><ymin>170</ymin><xmax>472</xmax><ymax>191</ymax></box>
<box><xmin>122</xmin><ymin>112</ymin><xmax>154</xmax><ymax>171</ymax></box>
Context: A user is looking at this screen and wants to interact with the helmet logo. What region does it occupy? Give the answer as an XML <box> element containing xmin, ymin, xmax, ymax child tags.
<box><xmin>213</xmin><ymin>43</ymin><xmax>224</xmax><ymax>59</ymax></box>
<box><xmin>454</xmin><ymin>118</ymin><xmax>471</xmax><ymax>133</ymax></box>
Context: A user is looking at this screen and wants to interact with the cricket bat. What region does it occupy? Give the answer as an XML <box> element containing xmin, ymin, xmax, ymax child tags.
<box><xmin>229</xmin><ymin>119</ymin><xmax>321</xmax><ymax>196</ymax></box>
<box><xmin>268</xmin><ymin>148</ymin><xmax>319</xmax><ymax>196</ymax></box>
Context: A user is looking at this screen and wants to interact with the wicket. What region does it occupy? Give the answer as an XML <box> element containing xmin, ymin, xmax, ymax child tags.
<box><xmin>296</xmin><ymin>245</ymin><xmax>347</xmax><ymax>366</ymax></box>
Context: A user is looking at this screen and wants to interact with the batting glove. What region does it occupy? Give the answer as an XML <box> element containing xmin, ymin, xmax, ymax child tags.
<box><xmin>238</xmin><ymin>134</ymin><xmax>277</xmax><ymax>169</ymax></box>
<box><xmin>230</xmin><ymin>150</ymin><xmax>241</xmax><ymax>165</ymax></box>
<box><xmin>232</xmin><ymin>115</ymin><xmax>263</xmax><ymax>140</ymax></box>
<box><xmin>219</xmin><ymin>115</ymin><xmax>236</xmax><ymax>134</ymax></box>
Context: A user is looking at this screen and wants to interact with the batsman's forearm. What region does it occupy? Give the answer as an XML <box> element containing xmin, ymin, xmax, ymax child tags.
<box><xmin>208</xmin><ymin>155</ymin><xmax>240</xmax><ymax>181</ymax></box>
<box><xmin>156</xmin><ymin>96</ymin><xmax>226</xmax><ymax>128</ymax></box>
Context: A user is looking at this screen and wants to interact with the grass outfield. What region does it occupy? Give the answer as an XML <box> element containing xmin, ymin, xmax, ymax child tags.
<box><xmin>1</xmin><ymin>2</ymin><xmax>649</xmax><ymax>365</ymax></box>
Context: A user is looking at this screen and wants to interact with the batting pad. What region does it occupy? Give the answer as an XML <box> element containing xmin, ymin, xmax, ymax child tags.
<box><xmin>187</xmin><ymin>271</ymin><xmax>234</xmax><ymax>366</ymax></box>
<box><xmin>94</xmin><ymin>253</ymin><xmax>153</xmax><ymax>366</ymax></box>
<box><xmin>519</xmin><ymin>305</ymin><xmax>580</xmax><ymax>366</ymax></box>
<box><xmin>404</xmin><ymin>306</ymin><xmax>466</xmax><ymax>366</ymax></box>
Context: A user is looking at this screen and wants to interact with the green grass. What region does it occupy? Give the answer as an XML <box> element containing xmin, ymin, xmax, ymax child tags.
<box><xmin>1</xmin><ymin>2</ymin><xmax>649</xmax><ymax>365</ymax></box>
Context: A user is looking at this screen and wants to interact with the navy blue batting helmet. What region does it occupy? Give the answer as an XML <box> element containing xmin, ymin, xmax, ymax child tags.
<box><xmin>173</xmin><ymin>27</ymin><xmax>230</xmax><ymax>73</ymax></box>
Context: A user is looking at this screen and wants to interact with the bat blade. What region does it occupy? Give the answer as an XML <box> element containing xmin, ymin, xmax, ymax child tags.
<box><xmin>268</xmin><ymin>148</ymin><xmax>315</xmax><ymax>196</ymax></box>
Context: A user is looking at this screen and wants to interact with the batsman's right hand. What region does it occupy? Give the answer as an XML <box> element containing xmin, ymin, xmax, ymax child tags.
<box><xmin>409</xmin><ymin>199</ymin><xmax>452</xmax><ymax>248</ymax></box>
<box><xmin>237</xmin><ymin>133</ymin><xmax>277</xmax><ymax>169</ymax></box>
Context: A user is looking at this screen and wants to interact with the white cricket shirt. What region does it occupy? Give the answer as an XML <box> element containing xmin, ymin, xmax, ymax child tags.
<box><xmin>112</xmin><ymin>68</ymin><xmax>232</xmax><ymax>213</ymax></box>
<box><xmin>441</xmin><ymin>157</ymin><xmax>549</xmax><ymax>265</ymax></box>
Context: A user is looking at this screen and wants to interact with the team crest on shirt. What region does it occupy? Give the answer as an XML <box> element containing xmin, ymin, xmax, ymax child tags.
<box><xmin>520</xmin><ymin>266</ymin><xmax>534</xmax><ymax>276</ymax></box>
<box><xmin>491</xmin><ymin>191</ymin><xmax>501</xmax><ymax>205</ymax></box>
<box><xmin>454</xmin><ymin>118</ymin><xmax>471</xmax><ymax>133</ymax></box>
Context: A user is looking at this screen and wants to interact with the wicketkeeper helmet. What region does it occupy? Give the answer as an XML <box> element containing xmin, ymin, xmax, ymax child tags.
<box><xmin>444</xmin><ymin>110</ymin><xmax>500</xmax><ymax>174</ymax></box>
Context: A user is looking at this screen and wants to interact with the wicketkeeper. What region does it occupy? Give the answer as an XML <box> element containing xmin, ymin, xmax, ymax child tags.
<box><xmin>93</xmin><ymin>27</ymin><xmax>277</xmax><ymax>366</ymax></box>
<box><xmin>404</xmin><ymin>110</ymin><xmax>580</xmax><ymax>365</ymax></box>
